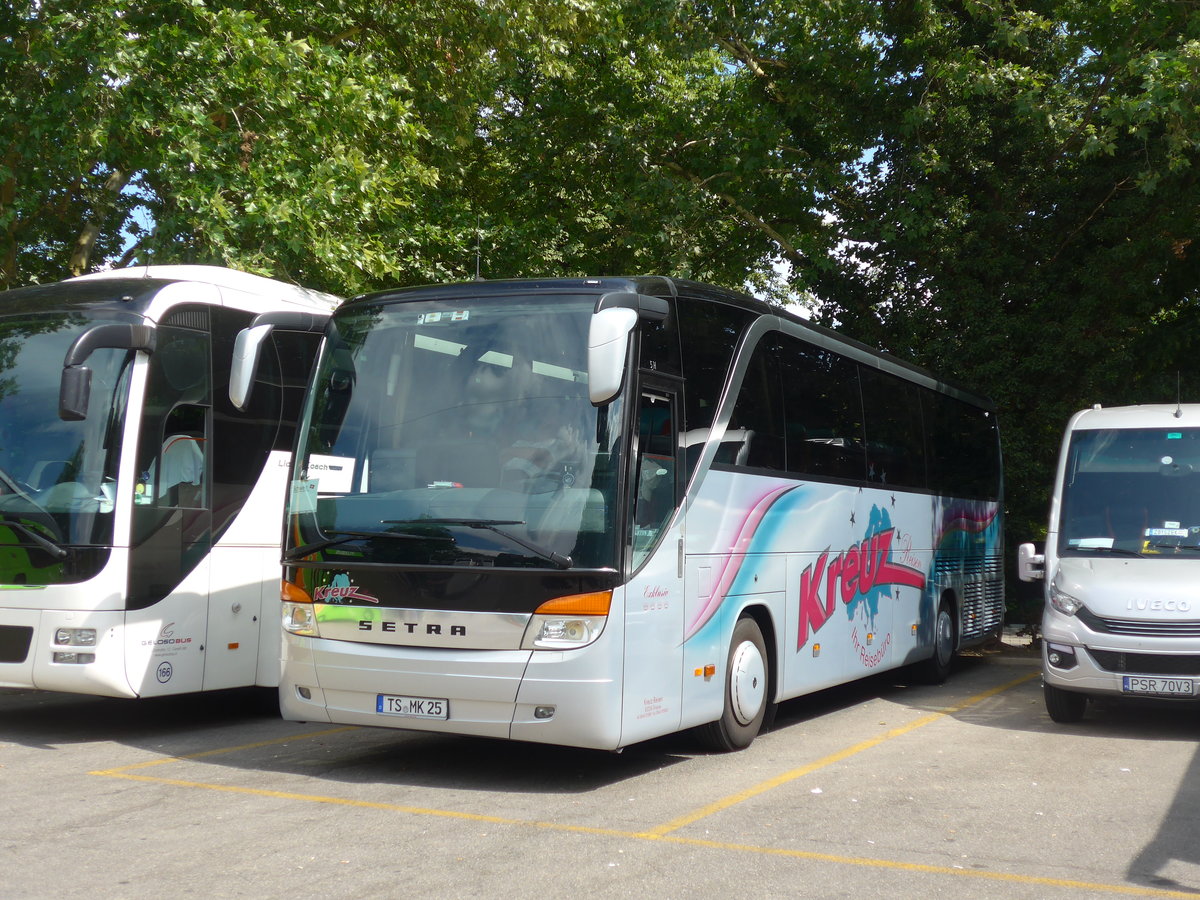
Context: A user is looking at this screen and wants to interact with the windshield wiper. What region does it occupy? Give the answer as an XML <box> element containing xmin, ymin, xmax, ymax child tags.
<box><xmin>285</xmin><ymin>528</ymin><xmax>452</xmax><ymax>560</ymax></box>
<box><xmin>1071</xmin><ymin>545</ymin><xmax>1145</xmax><ymax>558</ymax></box>
<box><xmin>384</xmin><ymin>518</ymin><xmax>573</xmax><ymax>570</ymax></box>
<box><xmin>1147</xmin><ymin>542</ymin><xmax>1200</xmax><ymax>554</ymax></box>
<box><xmin>0</xmin><ymin>515</ymin><xmax>69</xmax><ymax>560</ymax></box>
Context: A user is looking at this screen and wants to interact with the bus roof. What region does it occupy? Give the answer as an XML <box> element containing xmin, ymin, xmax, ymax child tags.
<box><xmin>70</xmin><ymin>265</ymin><xmax>341</xmax><ymax>312</ymax></box>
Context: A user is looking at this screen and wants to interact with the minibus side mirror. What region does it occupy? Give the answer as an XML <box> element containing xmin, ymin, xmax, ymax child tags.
<box><xmin>1017</xmin><ymin>542</ymin><xmax>1045</xmax><ymax>582</ymax></box>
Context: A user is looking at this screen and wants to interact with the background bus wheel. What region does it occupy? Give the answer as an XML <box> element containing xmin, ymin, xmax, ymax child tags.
<box><xmin>1044</xmin><ymin>682</ymin><xmax>1087</xmax><ymax>723</ymax></box>
<box><xmin>698</xmin><ymin>616</ymin><xmax>769</xmax><ymax>752</ymax></box>
<box><xmin>915</xmin><ymin>598</ymin><xmax>956</xmax><ymax>684</ymax></box>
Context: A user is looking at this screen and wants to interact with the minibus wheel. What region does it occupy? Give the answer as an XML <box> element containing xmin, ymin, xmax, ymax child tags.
<box><xmin>1043</xmin><ymin>682</ymin><xmax>1087</xmax><ymax>723</ymax></box>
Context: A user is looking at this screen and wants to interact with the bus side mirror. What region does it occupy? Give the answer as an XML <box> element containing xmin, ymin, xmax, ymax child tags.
<box><xmin>59</xmin><ymin>323</ymin><xmax>156</xmax><ymax>421</ymax></box>
<box><xmin>229</xmin><ymin>323</ymin><xmax>275</xmax><ymax>411</ymax></box>
<box><xmin>59</xmin><ymin>365</ymin><xmax>92</xmax><ymax>421</ymax></box>
<box><xmin>587</xmin><ymin>307</ymin><xmax>638</xmax><ymax>405</ymax></box>
<box><xmin>229</xmin><ymin>311</ymin><xmax>330</xmax><ymax>411</ymax></box>
<box><xmin>1017</xmin><ymin>542</ymin><xmax>1044</xmax><ymax>582</ymax></box>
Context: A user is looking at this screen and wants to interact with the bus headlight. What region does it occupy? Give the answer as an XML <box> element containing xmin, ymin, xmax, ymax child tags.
<box><xmin>54</xmin><ymin>628</ymin><xmax>96</xmax><ymax>646</ymax></box>
<box><xmin>521</xmin><ymin>590</ymin><xmax>611</xmax><ymax>650</ymax></box>
<box><xmin>282</xmin><ymin>603</ymin><xmax>317</xmax><ymax>636</ymax></box>
<box><xmin>281</xmin><ymin>579</ymin><xmax>317</xmax><ymax>636</ymax></box>
<box><xmin>1049</xmin><ymin>582</ymin><xmax>1083</xmax><ymax>616</ymax></box>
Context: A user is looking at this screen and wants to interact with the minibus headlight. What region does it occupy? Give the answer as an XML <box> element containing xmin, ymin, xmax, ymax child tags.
<box><xmin>1049</xmin><ymin>582</ymin><xmax>1083</xmax><ymax>616</ymax></box>
<box><xmin>521</xmin><ymin>591</ymin><xmax>611</xmax><ymax>650</ymax></box>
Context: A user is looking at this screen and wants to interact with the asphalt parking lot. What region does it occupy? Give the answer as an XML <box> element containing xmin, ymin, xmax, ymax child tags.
<box><xmin>5</xmin><ymin>649</ymin><xmax>1200</xmax><ymax>899</ymax></box>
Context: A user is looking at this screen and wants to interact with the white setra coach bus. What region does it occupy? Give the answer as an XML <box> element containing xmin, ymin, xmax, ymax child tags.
<box><xmin>0</xmin><ymin>266</ymin><xmax>338</xmax><ymax>697</ymax></box>
<box><xmin>255</xmin><ymin>277</ymin><xmax>1003</xmax><ymax>750</ymax></box>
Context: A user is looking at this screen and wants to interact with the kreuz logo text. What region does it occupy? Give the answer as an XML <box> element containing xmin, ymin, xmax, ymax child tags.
<box><xmin>314</xmin><ymin>583</ymin><xmax>380</xmax><ymax>604</ymax></box>
<box><xmin>797</xmin><ymin>528</ymin><xmax>925</xmax><ymax>649</ymax></box>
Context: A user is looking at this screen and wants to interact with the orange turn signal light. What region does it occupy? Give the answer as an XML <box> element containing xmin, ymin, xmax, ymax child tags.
<box><xmin>281</xmin><ymin>579</ymin><xmax>313</xmax><ymax>604</ymax></box>
<box><xmin>534</xmin><ymin>590</ymin><xmax>612</xmax><ymax>617</ymax></box>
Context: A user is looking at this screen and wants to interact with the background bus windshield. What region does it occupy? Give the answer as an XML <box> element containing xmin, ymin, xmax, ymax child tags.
<box><xmin>0</xmin><ymin>314</ymin><xmax>129</xmax><ymax>582</ymax></box>
<box><xmin>1060</xmin><ymin>427</ymin><xmax>1200</xmax><ymax>556</ymax></box>
<box><xmin>291</xmin><ymin>294</ymin><xmax>621</xmax><ymax>570</ymax></box>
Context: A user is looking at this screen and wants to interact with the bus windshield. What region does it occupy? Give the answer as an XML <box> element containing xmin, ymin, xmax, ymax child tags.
<box><xmin>0</xmin><ymin>313</ymin><xmax>130</xmax><ymax>565</ymax></box>
<box><xmin>290</xmin><ymin>293</ymin><xmax>623</xmax><ymax>570</ymax></box>
<box><xmin>1059</xmin><ymin>427</ymin><xmax>1200</xmax><ymax>556</ymax></box>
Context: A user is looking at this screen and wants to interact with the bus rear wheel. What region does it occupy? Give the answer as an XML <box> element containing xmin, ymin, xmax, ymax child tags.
<box><xmin>914</xmin><ymin>598</ymin><xmax>956</xmax><ymax>684</ymax></box>
<box><xmin>698</xmin><ymin>616</ymin><xmax>770</xmax><ymax>752</ymax></box>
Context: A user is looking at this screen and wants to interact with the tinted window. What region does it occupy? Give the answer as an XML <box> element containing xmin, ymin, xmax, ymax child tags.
<box><xmin>779</xmin><ymin>337</ymin><xmax>865</xmax><ymax>481</ymax></box>
<box><xmin>720</xmin><ymin>336</ymin><xmax>785</xmax><ymax>471</ymax></box>
<box><xmin>924</xmin><ymin>392</ymin><xmax>1000</xmax><ymax>499</ymax></box>
<box><xmin>676</xmin><ymin>298</ymin><xmax>753</xmax><ymax>433</ymax></box>
<box><xmin>638</xmin><ymin>295</ymin><xmax>681</xmax><ymax>376</ymax></box>
<box><xmin>859</xmin><ymin>366</ymin><xmax>927</xmax><ymax>490</ymax></box>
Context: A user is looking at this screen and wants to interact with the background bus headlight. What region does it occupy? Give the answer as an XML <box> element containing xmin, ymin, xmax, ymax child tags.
<box><xmin>54</xmin><ymin>628</ymin><xmax>96</xmax><ymax>646</ymax></box>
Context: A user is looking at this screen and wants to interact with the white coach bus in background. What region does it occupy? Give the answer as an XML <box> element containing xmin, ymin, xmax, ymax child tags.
<box><xmin>0</xmin><ymin>266</ymin><xmax>339</xmax><ymax>697</ymax></box>
<box><xmin>252</xmin><ymin>276</ymin><xmax>1003</xmax><ymax>751</ymax></box>
<box><xmin>1019</xmin><ymin>404</ymin><xmax>1200</xmax><ymax>722</ymax></box>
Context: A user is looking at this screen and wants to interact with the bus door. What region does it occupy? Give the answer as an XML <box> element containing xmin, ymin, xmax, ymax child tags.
<box><xmin>620</xmin><ymin>386</ymin><xmax>685</xmax><ymax>744</ymax></box>
<box><xmin>125</xmin><ymin>319</ymin><xmax>213</xmax><ymax>695</ymax></box>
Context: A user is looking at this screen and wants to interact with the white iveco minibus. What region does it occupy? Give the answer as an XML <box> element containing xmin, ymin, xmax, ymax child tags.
<box><xmin>1019</xmin><ymin>404</ymin><xmax>1200</xmax><ymax>722</ymax></box>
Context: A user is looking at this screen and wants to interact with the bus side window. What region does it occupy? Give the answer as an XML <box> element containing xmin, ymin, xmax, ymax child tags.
<box><xmin>633</xmin><ymin>391</ymin><xmax>677</xmax><ymax>567</ymax></box>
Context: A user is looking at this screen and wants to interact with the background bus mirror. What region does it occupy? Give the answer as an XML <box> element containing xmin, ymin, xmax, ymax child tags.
<box><xmin>1017</xmin><ymin>542</ymin><xmax>1045</xmax><ymax>581</ymax></box>
<box><xmin>587</xmin><ymin>307</ymin><xmax>638</xmax><ymax>405</ymax></box>
<box><xmin>229</xmin><ymin>310</ymin><xmax>330</xmax><ymax>410</ymax></box>
<box><xmin>58</xmin><ymin>322</ymin><xmax>156</xmax><ymax>421</ymax></box>
<box><xmin>58</xmin><ymin>365</ymin><xmax>92</xmax><ymax>421</ymax></box>
<box><xmin>229</xmin><ymin>323</ymin><xmax>274</xmax><ymax>410</ymax></box>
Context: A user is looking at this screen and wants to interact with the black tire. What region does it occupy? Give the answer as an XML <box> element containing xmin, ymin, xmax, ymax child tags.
<box><xmin>1044</xmin><ymin>682</ymin><xmax>1088</xmax><ymax>723</ymax></box>
<box><xmin>914</xmin><ymin>597</ymin><xmax>957</xmax><ymax>684</ymax></box>
<box><xmin>697</xmin><ymin>616</ymin><xmax>770</xmax><ymax>752</ymax></box>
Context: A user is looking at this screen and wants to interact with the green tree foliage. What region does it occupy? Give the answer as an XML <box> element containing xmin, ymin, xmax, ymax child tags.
<box><xmin>2</xmin><ymin>1</ymin><xmax>434</xmax><ymax>292</ymax></box>
<box><xmin>630</xmin><ymin>1</ymin><xmax>1200</xmax><ymax>574</ymax></box>
<box><xmin>5</xmin><ymin>1</ymin><xmax>1199</xmax><ymax>613</ymax></box>
<box><xmin>0</xmin><ymin>1</ymin><xmax>630</xmax><ymax>293</ymax></box>
<box><xmin>0</xmin><ymin>0</ymin><xmax>804</xmax><ymax>296</ymax></box>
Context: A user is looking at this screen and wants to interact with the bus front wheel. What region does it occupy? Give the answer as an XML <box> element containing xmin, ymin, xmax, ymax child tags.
<box><xmin>698</xmin><ymin>616</ymin><xmax>770</xmax><ymax>752</ymax></box>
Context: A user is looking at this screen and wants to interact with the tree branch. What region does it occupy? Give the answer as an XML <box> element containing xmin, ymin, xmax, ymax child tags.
<box><xmin>69</xmin><ymin>168</ymin><xmax>130</xmax><ymax>277</ymax></box>
<box><xmin>662</xmin><ymin>159</ymin><xmax>805</xmax><ymax>266</ymax></box>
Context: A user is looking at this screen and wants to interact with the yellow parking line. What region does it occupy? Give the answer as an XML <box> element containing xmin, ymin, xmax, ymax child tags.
<box><xmin>92</xmin><ymin>763</ymin><xmax>1187</xmax><ymax>898</ymax></box>
<box><xmin>651</xmin><ymin>835</ymin><xmax>1195</xmax><ymax>898</ymax></box>
<box><xmin>645</xmin><ymin>671</ymin><xmax>1039</xmax><ymax>837</ymax></box>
